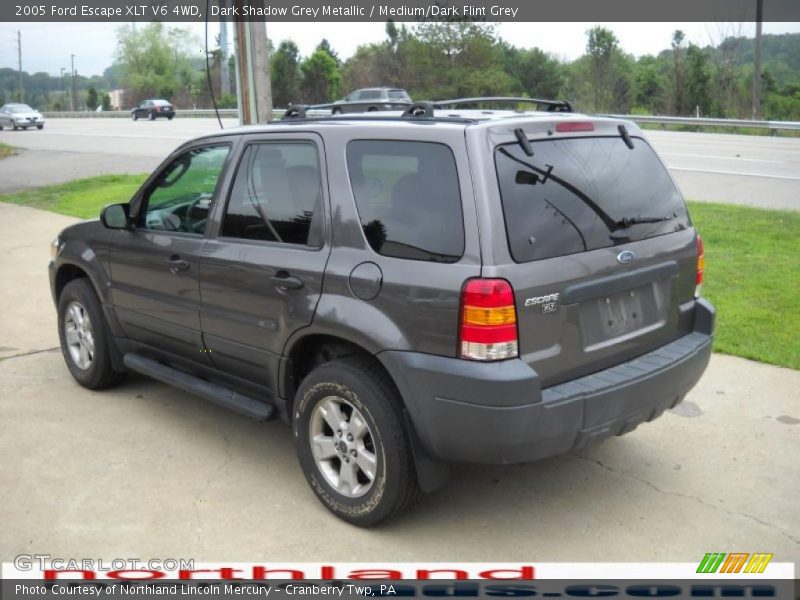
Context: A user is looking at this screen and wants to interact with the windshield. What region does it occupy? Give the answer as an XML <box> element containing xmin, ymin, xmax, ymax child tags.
<box><xmin>495</xmin><ymin>136</ymin><xmax>690</xmax><ymax>263</ymax></box>
<box><xmin>8</xmin><ymin>105</ymin><xmax>34</xmax><ymax>113</ymax></box>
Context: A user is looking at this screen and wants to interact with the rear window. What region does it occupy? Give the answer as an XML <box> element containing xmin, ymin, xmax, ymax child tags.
<box><xmin>388</xmin><ymin>90</ymin><xmax>409</xmax><ymax>100</ymax></box>
<box><xmin>495</xmin><ymin>136</ymin><xmax>690</xmax><ymax>263</ymax></box>
<box><xmin>347</xmin><ymin>140</ymin><xmax>464</xmax><ymax>263</ymax></box>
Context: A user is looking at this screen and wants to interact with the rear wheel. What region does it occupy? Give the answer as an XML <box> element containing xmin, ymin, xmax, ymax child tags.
<box><xmin>167</xmin><ymin>115</ymin><xmax>174</xmax><ymax>121</ymax></box>
<box><xmin>131</xmin><ymin>112</ymin><xmax>138</xmax><ymax>121</ymax></box>
<box><xmin>36</xmin><ymin>124</ymin><xmax>44</xmax><ymax>130</ymax></box>
<box><xmin>332</xmin><ymin>107</ymin><xmax>342</xmax><ymax>115</ymax></box>
<box><xmin>148</xmin><ymin>111</ymin><xmax>155</xmax><ymax>121</ymax></box>
<box><xmin>57</xmin><ymin>278</ymin><xmax>126</xmax><ymax>390</ymax></box>
<box><xmin>293</xmin><ymin>356</ymin><xmax>421</xmax><ymax>526</ymax></box>
<box><xmin>367</xmin><ymin>106</ymin><xmax>378</xmax><ymax>112</ymax></box>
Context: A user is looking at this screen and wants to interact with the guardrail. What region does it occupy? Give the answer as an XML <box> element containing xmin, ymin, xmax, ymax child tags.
<box><xmin>604</xmin><ymin>114</ymin><xmax>800</xmax><ymax>134</ymax></box>
<box><xmin>42</xmin><ymin>109</ymin><xmax>800</xmax><ymax>133</ymax></box>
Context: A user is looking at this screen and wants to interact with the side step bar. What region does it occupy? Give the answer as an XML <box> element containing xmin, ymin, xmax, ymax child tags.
<box><xmin>123</xmin><ymin>353</ymin><xmax>274</xmax><ymax>421</ymax></box>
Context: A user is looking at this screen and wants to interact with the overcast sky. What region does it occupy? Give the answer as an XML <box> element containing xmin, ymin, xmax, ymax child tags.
<box><xmin>1</xmin><ymin>21</ymin><xmax>799</xmax><ymax>78</ymax></box>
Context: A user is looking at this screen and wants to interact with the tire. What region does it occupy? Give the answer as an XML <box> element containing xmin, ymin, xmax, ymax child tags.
<box><xmin>148</xmin><ymin>111</ymin><xmax>155</xmax><ymax>121</ymax></box>
<box><xmin>367</xmin><ymin>107</ymin><xmax>378</xmax><ymax>112</ymax></box>
<box><xmin>132</xmin><ymin>112</ymin><xmax>138</xmax><ymax>121</ymax></box>
<box><xmin>12</xmin><ymin>124</ymin><xmax>18</xmax><ymax>131</ymax></box>
<box><xmin>167</xmin><ymin>115</ymin><xmax>174</xmax><ymax>121</ymax></box>
<box><xmin>332</xmin><ymin>108</ymin><xmax>342</xmax><ymax>115</ymax></box>
<box><xmin>57</xmin><ymin>278</ymin><xmax>126</xmax><ymax>390</ymax></box>
<box><xmin>36</xmin><ymin>124</ymin><xmax>44</xmax><ymax>130</ymax></box>
<box><xmin>293</xmin><ymin>356</ymin><xmax>421</xmax><ymax>526</ymax></box>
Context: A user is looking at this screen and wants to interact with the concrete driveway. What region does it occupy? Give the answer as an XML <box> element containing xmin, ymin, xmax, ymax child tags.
<box><xmin>0</xmin><ymin>202</ymin><xmax>798</xmax><ymax>565</ymax></box>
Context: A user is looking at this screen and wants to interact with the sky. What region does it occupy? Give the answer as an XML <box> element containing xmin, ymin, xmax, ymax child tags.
<box><xmin>1</xmin><ymin>21</ymin><xmax>799</xmax><ymax>78</ymax></box>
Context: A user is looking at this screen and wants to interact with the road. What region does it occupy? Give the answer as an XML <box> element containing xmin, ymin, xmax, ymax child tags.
<box><xmin>1</xmin><ymin>118</ymin><xmax>799</xmax><ymax>210</ymax></box>
<box><xmin>1</xmin><ymin>200</ymin><xmax>799</xmax><ymax>564</ymax></box>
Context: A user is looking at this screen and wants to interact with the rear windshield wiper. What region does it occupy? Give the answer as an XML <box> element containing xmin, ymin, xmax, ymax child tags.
<box><xmin>615</xmin><ymin>215</ymin><xmax>673</xmax><ymax>228</ymax></box>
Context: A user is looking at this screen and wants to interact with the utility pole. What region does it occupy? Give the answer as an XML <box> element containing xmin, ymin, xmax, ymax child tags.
<box><xmin>233</xmin><ymin>8</ymin><xmax>273</xmax><ymax>125</ymax></box>
<box><xmin>752</xmin><ymin>0</ymin><xmax>763</xmax><ymax>119</ymax></box>
<box><xmin>17</xmin><ymin>30</ymin><xmax>23</xmax><ymax>102</ymax></box>
<box><xmin>70</xmin><ymin>54</ymin><xmax>76</xmax><ymax>111</ymax></box>
<box><xmin>60</xmin><ymin>67</ymin><xmax>66</xmax><ymax>109</ymax></box>
<box><xmin>219</xmin><ymin>6</ymin><xmax>231</xmax><ymax>96</ymax></box>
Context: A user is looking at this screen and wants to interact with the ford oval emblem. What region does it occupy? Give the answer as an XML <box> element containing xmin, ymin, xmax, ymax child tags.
<box><xmin>617</xmin><ymin>250</ymin><xmax>635</xmax><ymax>264</ymax></box>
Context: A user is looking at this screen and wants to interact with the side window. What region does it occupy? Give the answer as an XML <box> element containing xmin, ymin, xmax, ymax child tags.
<box><xmin>346</xmin><ymin>140</ymin><xmax>464</xmax><ymax>263</ymax></box>
<box><xmin>222</xmin><ymin>142</ymin><xmax>324</xmax><ymax>247</ymax></box>
<box><xmin>138</xmin><ymin>144</ymin><xmax>230</xmax><ymax>234</ymax></box>
<box><xmin>361</xmin><ymin>90</ymin><xmax>382</xmax><ymax>100</ymax></box>
<box><xmin>348</xmin><ymin>92</ymin><xmax>362</xmax><ymax>102</ymax></box>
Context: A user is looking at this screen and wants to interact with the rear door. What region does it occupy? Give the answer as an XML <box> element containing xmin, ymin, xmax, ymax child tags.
<box><xmin>481</xmin><ymin>127</ymin><xmax>699</xmax><ymax>387</ymax></box>
<box><xmin>198</xmin><ymin>133</ymin><xmax>330</xmax><ymax>391</ymax></box>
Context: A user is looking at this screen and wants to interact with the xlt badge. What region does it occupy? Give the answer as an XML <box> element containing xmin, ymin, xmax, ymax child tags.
<box><xmin>525</xmin><ymin>292</ymin><xmax>560</xmax><ymax>313</ymax></box>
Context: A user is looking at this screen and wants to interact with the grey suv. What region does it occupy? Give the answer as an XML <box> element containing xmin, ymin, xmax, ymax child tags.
<box><xmin>49</xmin><ymin>98</ymin><xmax>714</xmax><ymax>526</ymax></box>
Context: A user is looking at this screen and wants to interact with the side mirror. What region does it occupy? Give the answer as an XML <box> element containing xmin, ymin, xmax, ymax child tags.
<box><xmin>101</xmin><ymin>203</ymin><xmax>130</xmax><ymax>229</ymax></box>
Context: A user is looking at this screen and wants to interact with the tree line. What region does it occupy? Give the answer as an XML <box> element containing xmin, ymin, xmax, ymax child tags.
<box><xmin>2</xmin><ymin>22</ymin><xmax>799</xmax><ymax>121</ymax></box>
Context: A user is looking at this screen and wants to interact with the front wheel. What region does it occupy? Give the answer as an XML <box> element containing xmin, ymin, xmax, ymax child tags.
<box><xmin>148</xmin><ymin>111</ymin><xmax>155</xmax><ymax>121</ymax></box>
<box><xmin>131</xmin><ymin>112</ymin><xmax>138</xmax><ymax>121</ymax></box>
<box><xmin>36</xmin><ymin>124</ymin><xmax>44</xmax><ymax>130</ymax></box>
<box><xmin>293</xmin><ymin>357</ymin><xmax>421</xmax><ymax>526</ymax></box>
<box><xmin>57</xmin><ymin>278</ymin><xmax>126</xmax><ymax>390</ymax></box>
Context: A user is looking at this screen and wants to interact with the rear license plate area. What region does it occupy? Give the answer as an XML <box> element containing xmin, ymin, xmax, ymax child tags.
<box><xmin>580</xmin><ymin>282</ymin><xmax>668</xmax><ymax>347</ymax></box>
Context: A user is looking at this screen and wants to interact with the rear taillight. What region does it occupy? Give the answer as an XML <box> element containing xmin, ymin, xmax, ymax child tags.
<box><xmin>695</xmin><ymin>233</ymin><xmax>704</xmax><ymax>298</ymax></box>
<box><xmin>459</xmin><ymin>279</ymin><xmax>518</xmax><ymax>361</ymax></box>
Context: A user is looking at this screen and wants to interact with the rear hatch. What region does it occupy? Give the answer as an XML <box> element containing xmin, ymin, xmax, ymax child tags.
<box><xmin>484</xmin><ymin>120</ymin><xmax>699</xmax><ymax>387</ymax></box>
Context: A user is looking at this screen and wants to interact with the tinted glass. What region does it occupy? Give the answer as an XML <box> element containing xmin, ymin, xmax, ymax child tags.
<box><xmin>495</xmin><ymin>136</ymin><xmax>690</xmax><ymax>263</ymax></box>
<box><xmin>388</xmin><ymin>90</ymin><xmax>409</xmax><ymax>100</ymax></box>
<box><xmin>139</xmin><ymin>145</ymin><xmax>230</xmax><ymax>234</ymax></box>
<box><xmin>223</xmin><ymin>143</ymin><xmax>323</xmax><ymax>247</ymax></box>
<box><xmin>360</xmin><ymin>90</ymin><xmax>383</xmax><ymax>100</ymax></box>
<box><xmin>347</xmin><ymin>140</ymin><xmax>464</xmax><ymax>263</ymax></box>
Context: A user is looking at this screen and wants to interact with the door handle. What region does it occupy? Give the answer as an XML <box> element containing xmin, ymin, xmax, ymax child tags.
<box><xmin>271</xmin><ymin>271</ymin><xmax>304</xmax><ymax>290</ymax></box>
<box><xmin>167</xmin><ymin>255</ymin><xmax>190</xmax><ymax>274</ymax></box>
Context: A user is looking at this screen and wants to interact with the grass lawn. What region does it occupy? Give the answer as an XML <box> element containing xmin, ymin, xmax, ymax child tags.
<box><xmin>0</xmin><ymin>173</ymin><xmax>146</xmax><ymax>219</ymax></box>
<box><xmin>0</xmin><ymin>176</ymin><xmax>797</xmax><ymax>369</ymax></box>
<box><xmin>688</xmin><ymin>201</ymin><xmax>800</xmax><ymax>370</ymax></box>
<box><xmin>0</xmin><ymin>143</ymin><xmax>17</xmax><ymax>159</ymax></box>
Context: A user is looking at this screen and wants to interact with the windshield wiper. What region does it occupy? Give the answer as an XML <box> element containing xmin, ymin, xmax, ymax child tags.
<box><xmin>615</xmin><ymin>215</ymin><xmax>673</xmax><ymax>228</ymax></box>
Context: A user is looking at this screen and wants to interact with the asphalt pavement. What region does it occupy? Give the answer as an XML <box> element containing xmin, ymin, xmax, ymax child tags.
<box><xmin>0</xmin><ymin>201</ymin><xmax>798</xmax><ymax>564</ymax></box>
<box><xmin>1</xmin><ymin>118</ymin><xmax>799</xmax><ymax>209</ymax></box>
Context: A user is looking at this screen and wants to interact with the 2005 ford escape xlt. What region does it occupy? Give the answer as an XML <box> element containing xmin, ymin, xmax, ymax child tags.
<box><xmin>49</xmin><ymin>98</ymin><xmax>715</xmax><ymax>526</ymax></box>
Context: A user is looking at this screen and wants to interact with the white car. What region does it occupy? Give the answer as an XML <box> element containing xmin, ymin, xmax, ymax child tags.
<box><xmin>0</xmin><ymin>103</ymin><xmax>45</xmax><ymax>130</ymax></box>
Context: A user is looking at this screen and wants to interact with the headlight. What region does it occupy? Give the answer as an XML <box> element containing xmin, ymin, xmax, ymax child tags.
<box><xmin>50</xmin><ymin>237</ymin><xmax>60</xmax><ymax>259</ymax></box>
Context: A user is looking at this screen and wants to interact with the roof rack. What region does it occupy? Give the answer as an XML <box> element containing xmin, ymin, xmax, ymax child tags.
<box><xmin>401</xmin><ymin>102</ymin><xmax>435</xmax><ymax>117</ymax></box>
<box><xmin>432</xmin><ymin>96</ymin><xmax>573</xmax><ymax>113</ymax></box>
<box><xmin>282</xmin><ymin>104</ymin><xmax>308</xmax><ymax>119</ymax></box>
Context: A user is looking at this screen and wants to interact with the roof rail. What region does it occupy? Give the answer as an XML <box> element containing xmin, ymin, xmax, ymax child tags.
<box><xmin>432</xmin><ymin>96</ymin><xmax>573</xmax><ymax>112</ymax></box>
<box><xmin>282</xmin><ymin>105</ymin><xmax>308</xmax><ymax>120</ymax></box>
<box><xmin>402</xmin><ymin>102</ymin><xmax>435</xmax><ymax>118</ymax></box>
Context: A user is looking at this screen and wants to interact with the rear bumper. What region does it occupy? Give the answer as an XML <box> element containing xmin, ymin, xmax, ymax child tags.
<box><xmin>381</xmin><ymin>298</ymin><xmax>715</xmax><ymax>464</ymax></box>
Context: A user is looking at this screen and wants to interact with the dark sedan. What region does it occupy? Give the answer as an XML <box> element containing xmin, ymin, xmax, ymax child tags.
<box><xmin>131</xmin><ymin>99</ymin><xmax>175</xmax><ymax>121</ymax></box>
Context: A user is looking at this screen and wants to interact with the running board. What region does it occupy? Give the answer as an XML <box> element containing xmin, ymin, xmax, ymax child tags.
<box><xmin>123</xmin><ymin>353</ymin><xmax>274</xmax><ymax>421</ymax></box>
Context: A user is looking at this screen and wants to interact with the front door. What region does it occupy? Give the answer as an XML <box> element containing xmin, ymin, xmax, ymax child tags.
<box><xmin>109</xmin><ymin>143</ymin><xmax>232</xmax><ymax>364</ymax></box>
<box><xmin>199</xmin><ymin>135</ymin><xmax>330</xmax><ymax>391</ymax></box>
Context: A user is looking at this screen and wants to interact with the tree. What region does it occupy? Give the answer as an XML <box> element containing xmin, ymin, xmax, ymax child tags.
<box><xmin>315</xmin><ymin>39</ymin><xmax>340</xmax><ymax>66</ymax></box>
<box><xmin>685</xmin><ymin>44</ymin><xmax>711</xmax><ymax>116</ymax></box>
<box><xmin>101</xmin><ymin>93</ymin><xmax>112</xmax><ymax>111</ymax></box>
<box><xmin>582</xmin><ymin>26</ymin><xmax>633</xmax><ymax>113</ymax></box>
<box><xmin>114</xmin><ymin>23</ymin><xmax>198</xmax><ymax>107</ymax></box>
<box><xmin>271</xmin><ymin>41</ymin><xmax>301</xmax><ymax>107</ymax></box>
<box><xmin>300</xmin><ymin>49</ymin><xmax>341</xmax><ymax>104</ymax></box>
<box><xmin>86</xmin><ymin>87</ymin><xmax>99</xmax><ymax>111</ymax></box>
<box><xmin>502</xmin><ymin>44</ymin><xmax>563</xmax><ymax>99</ymax></box>
<box><xmin>670</xmin><ymin>30</ymin><xmax>687</xmax><ymax>114</ymax></box>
